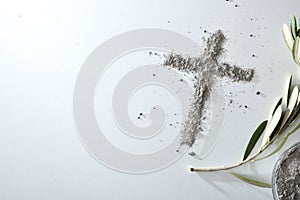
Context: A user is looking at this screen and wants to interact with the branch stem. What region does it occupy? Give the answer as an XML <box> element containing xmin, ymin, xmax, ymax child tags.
<box><xmin>189</xmin><ymin>127</ymin><xmax>287</xmax><ymax>172</ymax></box>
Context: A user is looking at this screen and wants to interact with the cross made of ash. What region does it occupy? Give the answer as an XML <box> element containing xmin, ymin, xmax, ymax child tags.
<box><xmin>163</xmin><ymin>30</ymin><xmax>254</xmax><ymax>148</ymax></box>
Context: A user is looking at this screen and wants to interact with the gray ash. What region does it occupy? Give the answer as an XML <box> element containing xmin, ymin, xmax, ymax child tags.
<box><xmin>273</xmin><ymin>142</ymin><xmax>300</xmax><ymax>200</ymax></box>
<box><xmin>216</xmin><ymin>63</ymin><xmax>254</xmax><ymax>82</ymax></box>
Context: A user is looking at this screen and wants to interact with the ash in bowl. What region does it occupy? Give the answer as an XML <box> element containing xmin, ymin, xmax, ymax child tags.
<box><xmin>273</xmin><ymin>142</ymin><xmax>300</xmax><ymax>200</ymax></box>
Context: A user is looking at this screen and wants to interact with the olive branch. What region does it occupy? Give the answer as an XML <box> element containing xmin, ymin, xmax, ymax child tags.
<box><xmin>189</xmin><ymin>15</ymin><xmax>300</xmax><ymax>188</ymax></box>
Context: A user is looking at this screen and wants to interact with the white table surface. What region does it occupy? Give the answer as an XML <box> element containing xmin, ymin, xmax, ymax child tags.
<box><xmin>1</xmin><ymin>0</ymin><xmax>300</xmax><ymax>199</ymax></box>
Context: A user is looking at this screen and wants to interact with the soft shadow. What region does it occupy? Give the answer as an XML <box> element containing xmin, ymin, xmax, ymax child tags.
<box><xmin>194</xmin><ymin>169</ymin><xmax>273</xmax><ymax>199</ymax></box>
<box><xmin>194</xmin><ymin>171</ymin><xmax>235</xmax><ymax>196</ymax></box>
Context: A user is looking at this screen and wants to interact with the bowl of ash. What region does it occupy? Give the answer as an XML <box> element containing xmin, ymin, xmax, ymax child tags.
<box><xmin>272</xmin><ymin>142</ymin><xmax>300</xmax><ymax>200</ymax></box>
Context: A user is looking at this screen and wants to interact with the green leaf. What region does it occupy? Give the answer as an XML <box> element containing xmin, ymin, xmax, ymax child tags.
<box><xmin>227</xmin><ymin>171</ymin><xmax>271</xmax><ymax>188</ymax></box>
<box><xmin>269</xmin><ymin>114</ymin><xmax>284</xmax><ymax>141</ymax></box>
<box><xmin>288</xmin><ymin>86</ymin><xmax>298</xmax><ymax>112</ymax></box>
<box><xmin>272</xmin><ymin>97</ymin><xmax>283</xmax><ymax>116</ymax></box>
<box><xmin>283</xmin><ymin>23</ymin><xmax>294</xmax><ymax>51</ymax></box>
<box><xmin>291</xmin><ymin>15</ymin><xmax>297</xmax><ymax>39</ymax></box>
<box><xmin>286</xmin><ymin>75</ymin><xmax>293</xmax><ymax>107</ymax></box>
<box><xmin>243</xmin><ymin>120</ymin><xmax>268</xmax><ymax>161</ymax></box>
<box><xmin>297</xmin><ymin>89</ymin><xmax>300</xmax><ymax>105</ymax></box>
<box><xmin>283</xmin><ymin>104</ymin><xmax>300</xmax><ymax>127</ymax></box>
<box><xmin>292</xmin><ymin>36</ymin><xmax>300</xmax><ymax>65</ymax></box>
<box><xmin>261</xmin><ymin>104</ymin><xmax>283</xmax><ymax>147</ymax></box>
<box><xmin>279</xmin><ymin>86</ymin><xmax>299</xmax><ymax>132</ymax></box>
<box><xmin>278</xmin><ymin>110</ymin><xmax>291</xmax><ymax>134</ymax></box>
<box><xmin>290</xmin><ymin>106</ymin><xmax>300</xmax><ymax>124</ymax></box>
<box><xmin>287</xmin><ymin>87</ymin><xmax>300</xmax><ymax>124</ymax></box>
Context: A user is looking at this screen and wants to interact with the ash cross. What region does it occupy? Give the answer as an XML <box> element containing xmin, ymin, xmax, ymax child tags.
<box><xmin>163</xmin><ymin>30</ymin><xmax>254</xmax><ymax>148</ymax></box>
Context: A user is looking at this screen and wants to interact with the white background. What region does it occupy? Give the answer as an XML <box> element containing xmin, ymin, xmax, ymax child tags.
<box><xmin>0</xmin><ymin>0</ymin><xmax>300</xmax><ymax>199</ymax></box>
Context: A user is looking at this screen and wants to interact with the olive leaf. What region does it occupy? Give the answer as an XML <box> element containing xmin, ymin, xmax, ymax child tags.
<box><xmin>280</xmin><ymin>111</ymin><xmax>291</xmax><ymax>133</ymax></box>
<box><xmin>291</xmin><ymin>15</ymin><xmax>298</xmax><ymax>39</ymax></box>
<box><xmin>286</xmin><ymin>75</ymin><xmax>293</xmax><ymax>107</ymax></box>
<box><xmin>278</xmin><ymin>86</ymin><xmax>299</xmax><ymax>133</ymax></box>
<box><xmin>297</xmin><ymin>88</ymin><xmax>300</xmax><ymax>105</ymax></box>
<box><xmin>285</xmin><ymin>87</ymin><xmax>299</xmax><ymax>124</ymax></box>
<box><xmin>261</xmin><ymin>104</ymin><xmax>283</xmax><ymax>148</ymax></box>
<box><xmin>292</xmin><ymin>36</ymin><xmax>300</xmax><ymax>65</ymax></box>
<box><xmin>269</xmin><ymin>114</ymin><xmax>284</xmax><ymax>141</ymax></box>
<box><xmin>272</xmin><ymin>97</ymin><xmax>283</xmax><ymax>115</ymax></box>
<box><xmin>242</xmin><ymin>120</ymin><xmax>268</xmax><ymax>161</ymax></box>
<box><xmin>288</xmin><ymin>86</ymin><xmax>298</xmax><ymax>112</ymax></box>
<box><xmin>290</xmin><ymin>106</ymin><xmax>300</xmax><ymax>124</ymax></box>
<box><xmin>283</xmin><ymin>23</ymin><xmax>294</xmax><ymax>51</ymax></box>
<box><xmin>227</xmin><ymin>171</ymin><xmax>271</xmax><ymax>188</ymax></box>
